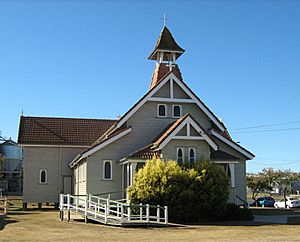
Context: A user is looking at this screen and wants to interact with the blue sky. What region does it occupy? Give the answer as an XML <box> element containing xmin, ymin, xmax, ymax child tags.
<box><xmin>0</xmin><ymin>0</ymin><xmax>299</xmax><ymax>173</ymax></box>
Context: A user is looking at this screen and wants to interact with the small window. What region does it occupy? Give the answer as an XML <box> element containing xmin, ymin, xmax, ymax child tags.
<box><xmin>189</xmin><ymin>148</ymin><xmax>195</xmax><ymax>165</ymax></box>
<box><xmin>103</xmin><ymin>161</ymin><xmax>112</xmax><ymax>180</ymax></box>
<box><xmin>157</xmin><ymin>104</ymin><xmax>167</xmax><ymax>117</ymax></box>
<box><xmin>173</xmin><ymin>105</ymin><xmax>182</xmax><ymax>118</ymax></box>
<box><xmin>39</xmin><ymin>169</ymin><xmax>47</xmax><ymax>184</ymax></box>
<box><xmin>177</xmin><ymin>148</ymin><xmax>184</xmax><ymax>165</ymax></box>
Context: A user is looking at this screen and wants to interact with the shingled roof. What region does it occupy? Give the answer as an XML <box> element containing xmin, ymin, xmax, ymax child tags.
<box><xmin>148</xmin><ymin>26</ymin><xmax>185</xmax><ymax>61</ymax></box>
<box><xmin>18</xmin><ymin>116</ymin><xmax>117</xmax><ymax>146</ymax></box>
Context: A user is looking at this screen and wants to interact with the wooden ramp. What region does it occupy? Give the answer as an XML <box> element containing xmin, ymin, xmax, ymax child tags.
<box><xmin>59</xmin><ymin>194</ymin><xmax>168</xmax><ymax>227</ymax></box>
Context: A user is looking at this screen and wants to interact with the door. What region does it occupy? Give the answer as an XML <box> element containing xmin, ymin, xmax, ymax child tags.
<box><xmin>63</xmin><ymin>176</ymin><xmax>72</xmax><ymax>195</ymax></box>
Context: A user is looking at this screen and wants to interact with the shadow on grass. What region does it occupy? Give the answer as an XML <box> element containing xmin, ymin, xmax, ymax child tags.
<box><xmin>0</xmin><ymin>216</ymin><xmax>18</xmax><ymax>231</ymax></box>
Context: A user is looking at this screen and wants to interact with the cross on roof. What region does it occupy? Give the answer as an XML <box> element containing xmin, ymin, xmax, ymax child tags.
<box><xmin>161</xmin><ymin>14</ymin><xmax>169</xmax><ymax>27</ymax></box>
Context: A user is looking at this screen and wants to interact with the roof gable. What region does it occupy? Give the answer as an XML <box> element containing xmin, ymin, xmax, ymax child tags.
<box><xmin>153</xmin><ymin>113</ymin><xmax>218</xmax><ymax>150</ymax></box>
<box><xmin>113</xmin><ymin>71</ymin><xmax>226</xmax><ymax>134</ymax></box>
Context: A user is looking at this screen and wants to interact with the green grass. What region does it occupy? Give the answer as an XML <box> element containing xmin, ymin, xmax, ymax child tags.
<box><xmin>1</xmin><ymin>200</ymin><xmax>300</xmax><ymax>241</ymax></box>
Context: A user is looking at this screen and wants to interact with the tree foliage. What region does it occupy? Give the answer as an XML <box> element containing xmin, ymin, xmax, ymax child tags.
<box><xmin>246</xmin><ymin>173</ymin><xmax>271</xmax><ymax>200</ymax></box>
<box><xmin>128</xmin><ymin>158</ymin><xmax>229</xmax><ymax>223</ymax></box>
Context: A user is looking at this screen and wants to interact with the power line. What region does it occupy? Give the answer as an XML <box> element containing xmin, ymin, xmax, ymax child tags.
<box><xmin>251</xmin><ymin>159</ymin><xmax>300</xmax><ymax>166</ymax></box>
<box><xmin>231</xmin><ymin>127</ymin><xmax>300</xmax><ymax>134</ymax></box>
<box><xmin>231</xmin><ymin>120</ymin><xmax>300</xmax><ymax>131</ymax></box>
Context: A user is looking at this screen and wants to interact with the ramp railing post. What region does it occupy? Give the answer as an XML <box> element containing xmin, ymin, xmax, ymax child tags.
<box><xmin>164</xmin><ymin>206</ymin><xmax>168</xmax><ymax>224</ymax></box>
<box><xmin>106</xmin><ymin>198</ymin><xmax>110</xmax><ymax>216</ymax></box>
<box><xmin>146</xmin><ymin>204</ymin><xmax>150</xmax><ymax>223</ymax></box>
<box><xmin>121</xmin><ymin>204</ymin><xmax>124</xmax><ymax>222</ymax></box>
<box><xmin>157</xmin><ymin>205</ymin><xmax>160</xmax><ymax>222</ymax></box>
<box><xmin>76</xmin><ymin>196</ymin><xmax>79</xmax><ymax>213</ymax></box>
<box><xmin>104</xmin><ymin>204</ymin><xmax>108</xmax><ymax>224</ymax></box>
<box><xmin>4</xmin><ymin>198</ymin><xmax>7</xmax><ymax>216</ymax></box>
<box><xmin>84</xmin><ymin>195</ymin><xmax>88</xmax><ymax>223</ymax></box>
<box><xmin>67</xmin><ymin>194</ymin><xmax>70</xmax><ymax>222</ymax></box>
<box><xmin>128</xmin><ymin>206</ymin><xmax>131</xmax><ymax>221</ymax></box>
<box><xmin>140</xmin><ymin>203</ymin><xmax>143</xmax><ymax>220</ymax></box>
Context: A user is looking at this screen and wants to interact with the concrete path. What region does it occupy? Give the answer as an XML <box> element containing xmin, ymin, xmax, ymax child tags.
<box><xmin>254</xmin><ymin>215</ymin><xmax>300</xmax><ymax>224</ymax></box>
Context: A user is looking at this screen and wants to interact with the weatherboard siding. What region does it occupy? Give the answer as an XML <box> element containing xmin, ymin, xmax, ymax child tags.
<box><xmin>162</xmin><ymin>140</ymin><xmax>210</xmax><ymax>161</ymax></box>
<box><xmin>23</xmin><ymin>146</ymin><xmax>85</xmax><ymax>203</ymax></box>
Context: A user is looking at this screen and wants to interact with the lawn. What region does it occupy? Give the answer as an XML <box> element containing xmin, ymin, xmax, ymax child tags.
<box><xmin>1</xmin><ymin>206</ymin><xmax>300</xmax><ymax>241</ymax></box>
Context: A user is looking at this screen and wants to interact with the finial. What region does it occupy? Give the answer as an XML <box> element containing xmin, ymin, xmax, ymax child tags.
<box><xmin>21</xmin><ymin>109</ymin><xmax>24</xmax><ymax>116</ymax></box>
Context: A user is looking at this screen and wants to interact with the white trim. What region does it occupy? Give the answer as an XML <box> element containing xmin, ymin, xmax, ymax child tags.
<box><xmin>158</xmin><ymin>116</ymin><xmax>218</xmax><ymax>150</ymax></box>
<box><xmin>188</xmin><ymin>147</ymin><xmax>196</xmax><ymax>163</ymax></box>
<box><xmin>187</xmin><ymin>123</ymin><xmax>190</xmax><ymax>136</ymax></box>
<box><xmin>173</xmin><ymin>136</ymin><xmax>205</xmax><ymax>140</ymax></box>
<box><xmin>229</xmin><ymin>163</ymin><xmax>235</xmax><ymax>187</ymax></box>
<box><xmin>177</xmin><ymin>147</ymin><xmax>184</xmax><ymax>164</ymax></box>
<box><xmin>82</xmin><ymin>128</ymin><xmax>132</xmax><ymax>158</ymax></box>
<box><xmin>19</xmin><ymin>144</ymin><xmax>90</xmax><ymax>148</ymax></box>
<box><xmin>103</xmin><ymin>160</ymin><xmax>112</xmax><ymax>180</ymax></box>
<box><xmin>210</xmin><ymin>130</ymin><xmax>254</xmax><ymax>159</ymax></box>
<box><xmin>148</xmin><ymin>97</ymin><xmax>194</xmax><ymax>103</ymax></box>
<box><xmin>116</xmin><ymin>72</ymin><xmax>225</xmax><ymax>132</ymax></box>
<box><xmin>157</xmin><ymin>104</ymin><xmax>167</xmax><ymax>117</ymax></box>
<box><xmin>39</xmin><ymin>169</ymin><xmax>47</xmax><ymax>184</ymax></box>
<box><xmin>70</xmin><ymin>127</ymin><xmax>132</xmax><ymax>168</ymax></box>
<box><xmin>172</xmin><ymin>104</ymin><xmax>182</xmax><ymax>118</ymax></box>
<box><xmin>172</xmin><ymin>75</ymin><xmax>225</xmax><ymax>132</ymax></box>
<box><xmin>212</xmin><ymin>161</ymin><xmax>239</xmax><ymax>164</ymax></box>
<box><xmin>116</xmin><ymin>72</ymin><xmax>174</xmax><ymax>128</ymax></box>
<box><xmin>170</xmin><ymin>78</ymin><xmax>174</xmax><ymax>99</ymax></box>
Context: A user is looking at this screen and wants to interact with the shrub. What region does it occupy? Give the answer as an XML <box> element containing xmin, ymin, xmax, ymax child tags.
<box><xmin>128</xmin><ymin>158</ymin><xmax>230</xmax><ymax>223</ymax></box>
<box><xmin>223</xmin><ymin>203</ymin><xmax>254</xmax><ymax>221</ymax></box>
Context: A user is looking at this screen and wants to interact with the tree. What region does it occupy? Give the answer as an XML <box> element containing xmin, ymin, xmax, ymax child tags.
<box><xmin>263</xmin><ymin>168</ymin><xmax>293</xmax><ymax>209</ymax></box>
<box><xmin>246</xmin><ymin>173</ymin><xmax>271</xmax><ymax>203</ymax></box>
<box><xmin>128</xmin><ymin>158</ymin><xmax>229</xmax><ymax>222</ymax></box>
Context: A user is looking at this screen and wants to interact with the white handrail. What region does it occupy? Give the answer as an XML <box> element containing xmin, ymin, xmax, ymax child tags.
<box><xmin>59</xmin><ymin>193</ymin><xmax>168</xmax><ymax>225</ymax></box>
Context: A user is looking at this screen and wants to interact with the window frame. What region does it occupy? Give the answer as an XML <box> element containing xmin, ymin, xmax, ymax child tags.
<box><xmin>39</xmin><ymin>169</ymin><xmax>47</xmax><ymax>184</ymax></box>
<box><xmin>157</xmin><ymin>104</ymin><xmax>167</xmax><ymax>118</ymax></box>
<box><xmin>103</xmin><ymin>160</ymin><xmax>113</xmax><ymax>180</ymax></box>
<box><xmin>177</xmin><ymin>147</ymin><xmax>184</xmax><ymax>164</ymax></box>
<box><xmin>188</xmin><ymin>147</ymin><xmax>196</xmax><ymax>164</ymax></box>
<box><xmin>172</xmin><ymin>105</ymin><xmax>182</xmax><ymax>118</ymax></box>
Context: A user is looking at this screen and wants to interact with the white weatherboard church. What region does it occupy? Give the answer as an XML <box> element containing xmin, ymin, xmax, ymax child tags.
<box><xmin>18</xmin><ymin>25</ymin><xmax>254</xmax><ymax>209</ymax></box>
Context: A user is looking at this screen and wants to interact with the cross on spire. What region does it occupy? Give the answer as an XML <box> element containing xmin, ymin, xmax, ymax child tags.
<box><xmin>161</xmin><ymin>14</ymin><xmax>169</xmax><ymax>27</ymax></box>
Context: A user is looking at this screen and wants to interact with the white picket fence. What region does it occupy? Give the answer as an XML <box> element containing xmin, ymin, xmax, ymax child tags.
<box><xmin>59</xmin><ymin>194</ymin><xmax>168</xmax><ymax>226</ymax></box>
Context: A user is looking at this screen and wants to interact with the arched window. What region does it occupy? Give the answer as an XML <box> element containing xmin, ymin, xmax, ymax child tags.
<box><xmin>173</xmin><ymin>105</ymin><xmax>182</xmax><ymax>118</ymax></box>
<box><xmin>157</xmin><ymin>104</ymin><xmax>167</xmax><ymax>117</ymax></box>
<box><xmin>103</xmin><ymin>161</ymin><xmax>112</xmax><ymax>180</ymax></box>
<box><xmin>40</xmin><ymin>170</ymin><xmax>47</xmax><ymax>184</ymax></box>
<box><xmin>189</xmin><ymin>148</ymin><xmax>195</xmax><ymax>165</ymax></box>
<box><xmin>177</xmin><ymin>148</ymin><xmax>183</xmax><ymax>165</ymax></box>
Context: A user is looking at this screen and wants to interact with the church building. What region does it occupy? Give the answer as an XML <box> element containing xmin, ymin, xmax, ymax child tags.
<box><xmin>18</xmin><ymin>26</ymin><xmax>254</xmax><ymax>208</ymax></box>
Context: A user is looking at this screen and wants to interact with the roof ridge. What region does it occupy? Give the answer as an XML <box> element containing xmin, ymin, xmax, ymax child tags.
<box><xmin>21</xmin><ymin>115</ymin><xmax>117</xmax><ymax>122</ymax></box>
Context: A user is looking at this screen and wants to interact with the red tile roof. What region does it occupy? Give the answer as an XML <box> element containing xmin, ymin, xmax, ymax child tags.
<box><xmin>126</xmin><ymin>143</ymin><xmax>160</xmax><ymax>160</ymax></box>
<box><xmin>18</xmin><ymin>116</ymin><xmax>117</xmax><ymax>146</ymax></box>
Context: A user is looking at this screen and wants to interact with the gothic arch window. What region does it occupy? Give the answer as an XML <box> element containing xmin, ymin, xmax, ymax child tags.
<box><xmin>157</xmin><ymin>104</ymin><xmax>167</xmax><ymax>117</ymax></box>
<box><xmin>189</xmin><ymin>148</ymin><xmax>196</xmax><ymax>165</ymax></box>
<box><xmin>172</xmin><ymin>105</ymin><xmax>182</xmax><ymax>118</ymax></box>
<box><xmin>39</xmin><ymin>169</ymin><xmax>47</xmax><ymax>184</ymax></box>
<box><xmin>177</xmin><ymin>147</ymin><xmax>184</xmax><ymax>165</ymax></box>
<box><xmin>103</xmin><ymin>161</ymin><xmax>112</xmax><ymax>180</ymax></box>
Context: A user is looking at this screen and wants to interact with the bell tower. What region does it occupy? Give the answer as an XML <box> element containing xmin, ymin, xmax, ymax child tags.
<box><xmin>148</xmin><ymin>25</ymin><xmax>185</xmax><ymax>89</ymax></box>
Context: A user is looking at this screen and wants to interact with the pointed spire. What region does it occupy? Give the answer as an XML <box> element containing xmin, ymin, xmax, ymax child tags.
<box><xmin>148</xmin><ymin>26</ymin><xmax>185</xmax><ymax>61</ymax></box>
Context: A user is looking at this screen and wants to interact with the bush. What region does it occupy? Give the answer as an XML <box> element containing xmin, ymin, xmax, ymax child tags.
<box><xmin>128</xmin><ymin>158</ymin><xmax>230</xmax><ymax>223</ymax></box>
<box><xmin>223</xmin><ymin>203</ymin><xmax>254</xmax><ymax>221</ymax></box>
